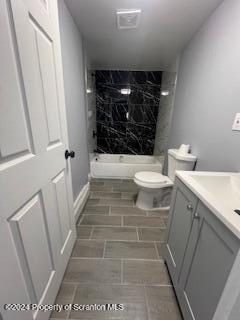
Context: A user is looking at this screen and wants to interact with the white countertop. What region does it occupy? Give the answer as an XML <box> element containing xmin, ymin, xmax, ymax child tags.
<box><xmin>176</xmin><ymin>171</ymin><xmax>240</xmax><ymax>239</ymax></box>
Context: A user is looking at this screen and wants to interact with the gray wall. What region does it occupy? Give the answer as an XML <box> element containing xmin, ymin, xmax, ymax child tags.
<box><xmin>168</xmin><ymin>0</ymin><xmax>240</xmax><ymax>172</ymax></box>
<box><xmin>58</xmin><ymin>0</ymin><xmax>90</xmax><ymax>201</ymax></box>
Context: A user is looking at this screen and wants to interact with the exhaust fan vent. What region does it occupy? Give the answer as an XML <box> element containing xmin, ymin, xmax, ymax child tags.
<box><xmin>117</xmin><ymin>9</ymin><xmax>141</xmax><ymax>29</ymax></box>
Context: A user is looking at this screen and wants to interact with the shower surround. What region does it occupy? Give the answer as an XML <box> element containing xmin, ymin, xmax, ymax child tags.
<box><xmin>96</xmin><ymin>70</ymin><xmax>162</xmax><ymax>155</ymax></box>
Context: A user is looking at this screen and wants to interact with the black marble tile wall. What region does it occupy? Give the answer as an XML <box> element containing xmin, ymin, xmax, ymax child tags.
<box><xmin>95</xmin><ymin>70</ymin><xmax>162</xmax><ymax>155</ymax></box>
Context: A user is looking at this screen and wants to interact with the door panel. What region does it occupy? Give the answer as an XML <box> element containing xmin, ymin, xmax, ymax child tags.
<box><xmin>34</xmin><ymin>25</ymin><xmax>61</xmax><ymax>146</ymax></box>
<box><xmin>52</xmin><ymin>171</ymin><xmax>71</xmax><ymax>249</ymax></box>
<box><xmin>10</xmin><ymin>194</ymin><xmax>53</xmax><ymax>302</ymax></box>
<box><xmin>0</xmin><ymin>0</ymin><xmax>34</xmax><ymax>159</ymax></box>
<box><xmin>0</xmin><ymin>1</ymin><xmax>76</xmax><ymax>319</ymax></box>
<box><xmin>8</xmin><ymin>0</ymin><xmax>49</xmax><ymax>155</ymax></box>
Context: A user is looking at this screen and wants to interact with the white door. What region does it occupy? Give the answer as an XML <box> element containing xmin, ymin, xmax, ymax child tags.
<box><xmin>0</xmin><ymin>0</ymin><xmax>76</xmax><ymax>319</ymax></box>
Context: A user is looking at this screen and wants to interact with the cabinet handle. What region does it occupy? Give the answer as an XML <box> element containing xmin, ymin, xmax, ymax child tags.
<box><xmin>187</xmin><ymin>204</ymin><xmax>193</xmax><ymax>211</ymax></box>
<box><xmin>194</xmin><ymin>212</ymin><xmax>200</xmax><ymax>219</ymax></box>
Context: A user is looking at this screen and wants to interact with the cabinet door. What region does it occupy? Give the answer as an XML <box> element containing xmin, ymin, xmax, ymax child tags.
<box><xmin>164</xmin><ymin>178</ymin><xmax>198</xmax><ymax>286</ymax></box>
<box><xmin>178</xmin><ymin>201</ymin><xmax>239</xmax><ymax>320</ymax></box>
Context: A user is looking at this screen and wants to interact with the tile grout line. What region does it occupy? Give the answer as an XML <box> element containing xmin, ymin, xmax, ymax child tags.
<box><xmin>69</xmin><ymin>256</ymin><xmax>164</xmax><ymax>262</ymax></box>
<box><xmin>62</xmin><ymin>280</ymin><xmax>173</xmax><ymax>287</ymax></box>
<box><xmin>120</xmin><ymin>259</ymin><xmax>123</xmax><ymax>284</ymax></box>
<box><xmin>143</xmin><ymin>285</ymin><xmax>151</xmax><ymax>320</ymax></box>
<box><xmin>96</xmin><ymin>203</ymin><xmax>134</xmax><ymax>207</ymax></box>
<box><xmin>89</xmin><ymin>226</ymin><xmax>94</xmax><ymax>239</ymax></box>
<box><xmin>66</xmin><ymin>284</ymin><xmax>77</xmax><ymax>320</ymax></box>
<box><xmin>136</xmin><ymin>227</ymin><xmax>140</xmax><ymax>241</ymax></box>
<box><xmin>71</xmin><ymin>238</ymin><xmax>166</xmax><ymax>243</ymax></box>
<box><xmin>80</xmin><ymin>222</ymin><xmax>167</xmax><ymax>229</ymax></box>
<box><xmin>154</xmin><ymin>241</ymin><xmax>161</xmax><ymax>260</ymax></box>
<box><xmin>102</xmin><ymin>240</ymin><xmax>107</xmax><ymax>258</ymax></box>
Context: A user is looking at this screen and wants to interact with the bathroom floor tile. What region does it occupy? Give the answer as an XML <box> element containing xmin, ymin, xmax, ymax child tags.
<box><xmin>69</xmin><ymin>284</ymin><xmax>147</xmax><ymax>319</ymax></box>
<box><xmin>82</xmin><ymin>205</ymin><xmax>109</xmax><ymax>214</ymax></box>
<box><xmin>64</xmin><ymin>258</ymin><xmax>121</xmax><ymax>284</ymax></box>
<box><xmin>90</xmin><ymin>181</ymin><xmax>105</xmax><ymax>186</ymax></box>
<box><xmin>121</xmin><ymin>192</ymin><xmax>137</xmax><ymax>200</ymax></box>
<box><xmin>90</xmin><ymin>184</ymin><xmax>113</xmax><ymax>191</ymax></box>
<box><xmin>91</xmin><ymin>226</ymin><xmax>138</xmax><ymax>241</ymax></box>
<box><xmin>100</xmin><ymin>182</ymin><xmax>124</xmax><ymax>188</ymax></box>
<box><xmin>71</xmin><ymin>240</ymin><xmax>105</xmax><ymax>258</ymax></box>
<box><xmin>50</xmin><ymin>283</ymin><xmax>76</xmax><ymax>319</ymax></box>
<box><xmin>138</xmin><ymin>228</ymin><xmax>166</xmax><ymax>241</ymax></box>
<box><xmin>98</xmin><ymin>178</ymin><xmax>122</xmax><ymax>183</ymax></box>
<box><xmin>98</xmin><ymin>198</ymin><xmax>134</xmax><ymax>206</ymax></box>
<box><xmin>111</xmin><ymin>206</ymin><xmax>146</xmax><ymax>216</ymax></box>
<box><xmin>80</xmin><ymin>215</ymin><xmax>122</xmax><ymax>226</ymax></box>
<box><xmin>112</xmin><ymin>184</ymin><xmax>138</xmax><ymax>192</ymax></box>
<box><xmin>104</xmin><ymin>241</ymin><xmax>158</xmax><ymax>259</ymax></box>
<box><xmin>90</xmin><ymin>191</ymin><xmax>122</xmax><ymax>199</ymax></box>
<box><xmin>85</xmin><ymin>199</ymin><xmax>100</xmax><ymax>206</ymax></box>
<box><xmin>123</xmin><ymin>216</ymin><xmax>165</xmax><ymax>228</ymax></box>
<box><xmin>147</xmin><ymin>209</ymin><xmax>169</xmax><ymax>217</ymax></box>
<box><xmin>123</xmin><ymin>260</ymin><xmax>171</xmax><ymax>285</ymax></box>
<box><xmin>156</xmin><ymin>242</ymin><xmax>165</xmax><ymax>258</ymax></box>
<box><xmin>145</xmin><ymin>286</ymin><xmax>182</xmax><ymax>320</ymax></box>
<box><xmin>76</xmin><ymin>226</ymin><xmax>92</xmax><ymax>239</ymax></box>
<box><xmin>52</xmin><ymin>178</ymin><xmax>182</xmax><ymax>320</ymax></box>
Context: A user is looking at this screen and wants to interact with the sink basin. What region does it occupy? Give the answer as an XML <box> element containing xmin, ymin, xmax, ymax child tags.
<box><xmin>190</xmin><ymin>173</ymin><xmax>240</xmax><ymax>209</ymax></box>
<box><xmin>175</xmin><ymin>171</ymin><xmax>240</xmax><ymax>238</ymax></box>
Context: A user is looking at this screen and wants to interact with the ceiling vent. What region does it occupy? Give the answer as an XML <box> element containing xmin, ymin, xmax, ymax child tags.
<box><xmin>117</xmin><ymin>9</ymin><xmax>141</xmax><ymax>29</ymax></box>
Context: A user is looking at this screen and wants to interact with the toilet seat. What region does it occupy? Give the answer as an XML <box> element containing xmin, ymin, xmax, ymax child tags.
<box><xmin>134</xmin><ymin>171</ymin><xmax>173</xmax><ymax>189</ymax></box>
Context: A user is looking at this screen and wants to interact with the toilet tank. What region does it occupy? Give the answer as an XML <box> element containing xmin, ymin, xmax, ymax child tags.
<box><xmin>168</xmin><ymin>149</ymin><xmax>197</xmax><ymax>181</ymax></box>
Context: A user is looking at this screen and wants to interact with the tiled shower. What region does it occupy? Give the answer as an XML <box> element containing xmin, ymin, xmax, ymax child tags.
<box><xmin>95</xmin><ymin>70</ymin><xmax>162</xmax><ymax>155</ymax></box>
<box><xmin>85</xmin><ymin>69</ymin><xmax>176</xmax><ymax>159</ymax></box>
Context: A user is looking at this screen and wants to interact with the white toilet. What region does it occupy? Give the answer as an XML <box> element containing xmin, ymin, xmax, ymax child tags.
<box><xmin>134</xmin><ymin>147</ymin><xmax>197</xmax><ymax>210</ymax></box>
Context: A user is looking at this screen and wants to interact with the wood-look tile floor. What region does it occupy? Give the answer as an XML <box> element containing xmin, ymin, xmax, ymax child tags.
<box><xmin>51</xmin><ymin>178</ymin><xmax>182</xmax><ymax>320</ymax></box>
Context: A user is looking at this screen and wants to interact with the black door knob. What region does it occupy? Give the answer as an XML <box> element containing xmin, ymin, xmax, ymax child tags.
<box><xmin>65</xmin><ymin>150</ymin><xmax>75</xmax><ymax>159</ymax></box>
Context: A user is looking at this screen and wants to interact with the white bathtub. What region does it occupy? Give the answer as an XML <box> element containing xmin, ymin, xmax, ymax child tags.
<box><xmin>90</xmin><ymin>154</ymin><xmax>164</xmax><ymax>178</ymax></box>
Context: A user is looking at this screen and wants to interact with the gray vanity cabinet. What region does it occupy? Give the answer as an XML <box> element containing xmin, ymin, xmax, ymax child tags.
<box><xmin>165</xmin><ymin>178</ymin><xmax>198</xmax><ymax>287</ymax></box>
<box><xmin>178</xmin><ymin>201</ymin><xmax>239</xmax><ymax>320</ymax></box>
<box><xmin>164</xmin><ymin>178</ymin><xmax>240</xmax><ymax>320</ymax></box>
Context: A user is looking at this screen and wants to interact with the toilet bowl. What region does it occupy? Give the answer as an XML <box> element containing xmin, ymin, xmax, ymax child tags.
<box><xmin>134</xmin><ymin>147</ymin><xmax>197</xmax><ymax>210</ymax></box>
<box><xmin>134</xmin><ymin>171</ymin><xmax>173</xmax><ymax>210</ymax></box>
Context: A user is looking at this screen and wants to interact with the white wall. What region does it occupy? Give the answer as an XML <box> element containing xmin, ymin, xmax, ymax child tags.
<box><xmin>58</xmin><ymin>0</ymin><xmax>90</xmax><ymax>201</ymax></box>
<box><xmin>168</xmin><ymin>0</ymin><xmax>240</xmax><ymax>171</ymax></box>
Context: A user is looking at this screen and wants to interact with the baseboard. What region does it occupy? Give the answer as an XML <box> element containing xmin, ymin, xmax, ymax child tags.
<box><xmin>74</xmin><ymin>182</ymin><xmax>90</xmax><ymax>223</ymax></box>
